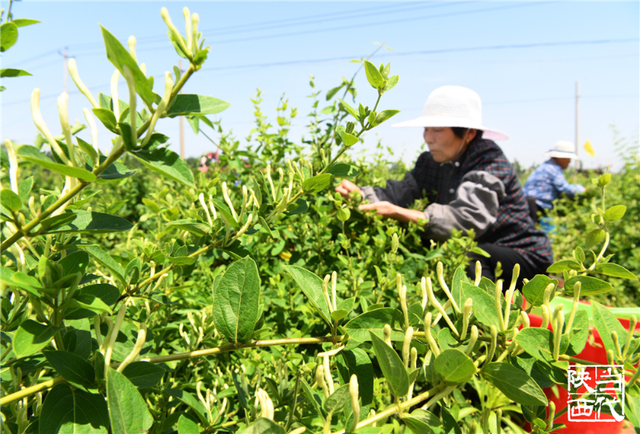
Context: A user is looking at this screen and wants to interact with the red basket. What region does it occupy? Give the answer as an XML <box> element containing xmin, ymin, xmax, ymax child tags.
<box><xmin>527</xmin><ymin>307</ymin><xmax>638</xmax><ymax>433</ymax></box>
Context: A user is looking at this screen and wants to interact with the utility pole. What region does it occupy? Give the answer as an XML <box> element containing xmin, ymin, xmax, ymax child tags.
<box><xmin>575</xmin><ymin>81</ymin><xmax>580</xmax><ymax>170</ymax></box>
<box><xmin>62</xmin><ymin>47</ymin><xmax>68</xmax><ymax>94</ymax></box>
<box><xmin>179</xmin><ymin>60</ymin><xmax>185</xmax><ymax>159</ymax></box>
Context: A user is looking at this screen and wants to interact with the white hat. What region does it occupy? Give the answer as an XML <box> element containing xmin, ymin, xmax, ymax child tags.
<box><xmin>547</xmin><ymin>141</ymin><xmax>578</xmax><ymax>159</ymax></box>
<box><xmin>391</xmin><ymin>85</ymin><xmax>509</xmax><ymax>141</ymax></box>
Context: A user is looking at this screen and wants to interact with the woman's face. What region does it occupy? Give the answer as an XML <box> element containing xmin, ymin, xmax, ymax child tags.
<box><xmin>423</xmin><ymin>127</ymin><xmax>469</xmax><ymax>163</ymax></box>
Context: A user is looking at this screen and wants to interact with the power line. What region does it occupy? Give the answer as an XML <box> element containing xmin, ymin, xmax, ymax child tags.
<box><xmin>68</xmin><ymin>2</ymin><xmax>467</xmax><ymax>51</ymax></box>
<box><xmin>189</xmin><ymin>38</ymin><xmax>639</xmax><ymax>76</ymax></box>
<box><xmin>65</xmin><ymin>2</ymin><xmax>545</xmax><ymax>58</ymax></box>
<box><xmin>211</xmin><ymin>2</ymin><xmax>549</xmax><ymax>46</ymax></box>
<box><xmin>2</xmin><ymin>38</ymin><xmax>637</xmax><ymax>107</ymax></box>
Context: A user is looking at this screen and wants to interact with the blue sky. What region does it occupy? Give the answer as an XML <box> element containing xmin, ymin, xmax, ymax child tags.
<box><xmin>2</xmin><ymin>1</ymin><xmax>638</xmax><ymax>170</ymax></box>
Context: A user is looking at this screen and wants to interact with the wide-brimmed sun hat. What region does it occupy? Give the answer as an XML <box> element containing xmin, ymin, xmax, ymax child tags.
<box><xmin>391</xmin><ymin>85</ymin><xmax>509</xmax><ymax>141</ymax></box>
<box><xmin>547</xmin><ymin>140</ymin><xmax>578</xmax><ymax>159</ymax></box>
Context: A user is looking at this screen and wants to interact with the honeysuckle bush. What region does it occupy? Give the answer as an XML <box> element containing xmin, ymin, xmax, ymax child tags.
<box><xmin>543</xmin><ymin>157</ymin><xmax>640</xmax><ymax>308</ymax></box>
<box><xmin>1</xmin><ymin>6</ymin><xmax>639</xmax><ymax>434</ymax></box>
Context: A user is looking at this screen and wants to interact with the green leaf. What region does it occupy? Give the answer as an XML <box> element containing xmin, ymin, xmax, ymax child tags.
<box><xmin>434</xmin><ymin>349</ymin><xmax>476</xmax><ymax>384</ymax></box>
<box><xmin>163</xmin><ymin>389</ymin><xmax>208</xmax><ymax>425</ymax></box>
<box><xmin>240</xmin><ymin>418</ymin><xmax>285</xmax><ymax>434</ymax></box>
<box><xmin>564</xmin><ymin>275</ymin><xmax>613</xmax><ymax>296</ymax></box>
<box><xmin>65</xmin><ymin>294</ymin><xmax>113</xmax><ymax>316</ymax></box>
<box><xmin>603</xmin><ymin>205</ymin><xmax>626</xmax><ymax>222</ymax></box>
<box><xmin>337</xmin><ymin>128</ymin><xmax>359</xmax><ymax>147</ymax></box>
<box><xmin>60</xmin><ymin>251</ymin><xmax>90</xmax><ymax>277</ymax></box>
<box><xmin>91</xmin><ymin>108</ymin><xmax>118</xmax><ymax>133</ymax></box>
<box><xmin>39</xmin><ymin>211</ymin><xmax>133</xmax><ymax>234</ymax></box>
<box><xmin>14</xmin><ymin>320</ymin><xmax>62</xmax><ymax>359</ymax></box>
<box><xmin>595</xmin><ymin>263</ymin><xmax>638</xmax><ymax>280</ymax></box>
<box><xmin>0</xmin><ymin>267</ymin><xmax>43</xmax><ymax>297</ymax></box>
<box><xmin>18</xmin><ymin>145</ymin><xmax>96</xmax><ymax>182</ymax></box>
<box><xmin>167</xmin><ymin>219</ymin><xmax>210</xmax><ymax>236</ymax></box>
<box><xmin>326</xmin><ymin>83</ymin><xmax>344</xmax><ymax>101</ymax></box>
<box><xmin>567</xmin><ymin>310</ymin><xmax>589</xmax><ymax>356</ymax></box>
<box><xmin>515</xmin><ymin>328</ymin><xmax>555</xmax><ymax>363</ymax></box>
<box><xmin>122</xmin><ymin>362</ymin><xmax>166</xmax><ymax>388</ymax></box>
<box><xmin>523</xmin><ymin>275</ymin><xmax>558</xmax><ymax>307</ymax></box>
<box><xmin>0</xmin><ymin>22</ymin><xmax>18</xmax><ymax>52</ymax></box>
<box><xmin>461</xmin><ymin>282</ymin><xmax>501</xmax><ymax>329</ymax></box>
<box><xmin>402</xmin><ymin>409</ymin><xmax>440</xmax><ymax>434</ymax></box>
<box><xmin>337</xmin><ymin>207</ymin><xmax>351</xmax><ymax>222</ymax></box>
<box><xmin>1</xmin><ymin>189</ymin><xmax>21</xmax><ymax>212</ymax></box>
<box><xmin>546</xmin><ymin>259</ymin><xmax>583</xmax><ymax>274</ymax></box>
<box><xmin>384</xmin><ymin>75</ymin><xmax>399</xmax><ymax>92</ymax></box>
<box><xmin>374</xmin><ymin>109</ymin><xmax>400</xmax><ymax>125</ymax></box>
<box><xmin>166</xmin><ymin>94</ymin><xmax>230</xmax><ymax>117</ymax></box>
<box><xmin>101</xmin><ymin>26</ymin><xmax>158</xmax><ymax>106</ymax></box>
<box><xmin>585</xmin><ymin>228</ymin><xmax>605</xmax><ymax>249</ymax></box>
<box><xmin>625</xmin><ymin>386</ymin><xmax>640</xmax><ymax>431</ymax></box>
<box><xmin>284</xmin><ymin>265</ymin><xmax>332</xmax><ymax>326</ymax></box>
<box><xmin>38</xmin><ymin>384</ymin><xmax>109</xmax><ymax>434</ymax></box>
<box><xmin>344</xmin><ymin>308</ymin><xmax>404</xmax><ymax>342</ymax></box>
<box><xmin>131</xmin><ymin>147</ymin><xmax>195</xmax><ymax>188</ymax></box>
<box><xmin>324</xmin><ymin>383</ymin><xmax>351</xmax><ymax>413</ymax></box>
<box><xmin>328</xmin><ymin>163</ymin><xmax>360</xmax><ymax>178</ymax></box>
<box><xmin>18</xmin><ymin>176</ymin><xmax>34</xmax><ymax>203</ymax></box>
<box><xmin>44</xmin><ymin>350</ymin><xmax>96</xmax><ymax>389</ymax></box>
<box><xmin>341</xmin><ymin>348</ymin><xmax>374</xmax><ymax>407</ymax></box>
<box><xmin>338</xmin><ymin>98</ymin><xmax>360</xmax><ymax>120</ymax></box>
<box><xmin>363</xmin><ymin>60</ymin><xmax>384</xmax><ymax>89</ymax></box>
<box><xmin>286</xmin><ymin>198</ymin><xmax>309</xmax><ymax>215</ymax></box>
<box><xmin>107</xmin><ymin>369</ymin><xmax>153</xmax><ymax>434</ymax></box>
<box><xmin>212</xmin><ymin>256</ymin><xmax>262</xmax><ymax>344</ymax></box>
<box><xmin>302</xmin><ymin>173</ymin><xmax>332</xmax><ymax>193</ymax></box>
<box><xmin>0</xmin><ymin>68</ymin><xmax>31</xmax><ymax>77</ymax></box>
<box><xmin>143</xmin><ymin>133</ymin><xmax>170</xmax><ymax>150</ymax></box>
<box><xmin>212</xmin><ymin>198</ymin><xmax>239</xmax><ymax>229</ymax></box>
<box><xmin>12</xmin><ymin>18</ymin><xmax>40</xmax><ymax>27</ymax></box>
<box><xmin>82</xmin><ymin>245</ymin><xmax>126</xmax><ymax>285</ymax></box>
<box><xmin>369</xmin><ymin>332</ymin><xmax>409</xmax><ymax>397</ymax></box>
<box><xmin>118</xmin><ymin>122</ymin><xmax>136</xmax><ymax>151</ymax></box>
<box><xmin>482</xmin><ymin>362</ymin><xmax>548</xmax><ymax>406</ymax></box>
<box><xmin>450</xmin><ymin>266</ymin><xmax>470</xmax><ymax>313</ymax></box>
<box><xmin>331</xmin><ymin>309</ymin><xmax>349</xmax><ymax>322</ymax></box>
<box><xmin>95</xmin><ymin>157</ymin><xmax>136</xmax><ymax>180</ymax></box>
<box><xmin>591</xmin><ymin>300</ymin><xmax>628</xmax><ymax>356</ymax></box>
<box><xmin>177</xmin><ymin>415</ymin><xmax>200</xmax><ymax>434</ymax></box>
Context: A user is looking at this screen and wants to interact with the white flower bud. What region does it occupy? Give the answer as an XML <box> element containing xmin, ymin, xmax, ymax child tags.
<box><xmin>349</xmin><ymin>374</ymin><xmax>360</xmax><ymax>432</ymax></box>
<box><xmin>128</xmin><ymin>36</ymin><xmax>137</xmax><ymax>62</ymax></box>
<box><xmin>67</xmin><ymin>58</ymin><xmax>98</xmax><ymax>107</ymax></box>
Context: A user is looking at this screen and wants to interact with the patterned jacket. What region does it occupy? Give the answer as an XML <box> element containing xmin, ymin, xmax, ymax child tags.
<box><xmin>523</xmin><ymin>159</ymin><xmax>586</xmax><ymax>210</ymax></box>
<box><xmin>361</xmin><ymin>138</ymin><xmax>554</xmax><ymax>269</ymax></box>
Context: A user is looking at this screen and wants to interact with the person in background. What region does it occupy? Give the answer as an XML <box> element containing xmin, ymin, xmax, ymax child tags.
<box><xmin>198</xmin><ymin>151</ymin><xmax>219</xmax><ymax>173</ymax></box>
<box><xmin>523</xmin><ymin>141</ymin><xmax>586</xmax><ymax>216</ymax></box>
<box><xmin>335</xmin><ymin>85</ymin><xmax>553</xmax><ymax>288</ymax></box>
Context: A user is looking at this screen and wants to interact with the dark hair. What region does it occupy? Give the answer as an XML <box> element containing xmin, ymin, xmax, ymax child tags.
<box><xmin>451</xmin><ymin>127</ymin><xmax>483</xmax><ymax>140</ymax></box>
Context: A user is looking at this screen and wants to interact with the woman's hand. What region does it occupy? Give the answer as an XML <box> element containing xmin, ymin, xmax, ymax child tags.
<box><xmin>359</xmin><ymin>201</ymin><xmax>427</xmax><ymax>225</ymax></box>
<box><xmin>358</xmin><ymin>201</ymin><xmax>399</xmax><ymax>219</ymax></box>
<box><xmin>335</xmin><ymin>179</ymin><xmax>361</xmax><ymax>200</ymax></box>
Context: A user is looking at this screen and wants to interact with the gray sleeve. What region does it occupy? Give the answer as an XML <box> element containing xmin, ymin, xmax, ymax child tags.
<box><xmin>361</xmin><ymin>186</ymin><xmax>381</xmax><ymax>203</ymax></box>
<box><xmin>360</xmin><ymin>171</ymin><xmax>422</xmax><ymax>207</ymax></box>
<box><xmin>423</xmin><ymin>171</ymin><xmax>506</xmax><ymax>240</ymax></box>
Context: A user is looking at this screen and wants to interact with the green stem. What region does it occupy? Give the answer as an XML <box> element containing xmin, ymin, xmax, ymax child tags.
<box><xmin>284</xmin><ymin>370</ymin><xmax>303</xmax><ymax>431</ymax></box>
<box><xmin>0</xmin><ymin>376</ymin><xmax>64</xmax><ymax>406</ymax></box>
<box><xmin>558</xmin><ymin>355</ymin><xmax>602</xmax><ymax>366</ymax></box>
<box><xmin>331</xmin><ymin>385</ymin><xmax>447</xmax><ymax>434</ymax></box>
<box><xmin>136</xmin><ymin>335</ymin><xmax>343</xmax><ymax>365</ymax></box>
